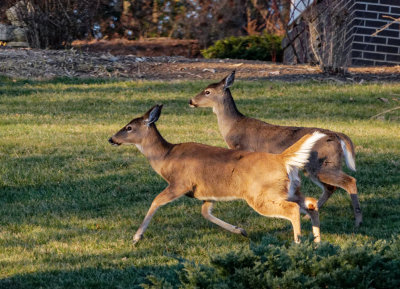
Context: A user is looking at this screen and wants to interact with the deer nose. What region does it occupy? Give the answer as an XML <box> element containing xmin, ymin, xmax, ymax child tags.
<box><xmin>109</xmin><ymin>137</ymin><xmax>121</xmax><ymax>146</ymax></box>
<box><xmin>189</xmin><ymin>99</ymin><xmax>196</xmax><ymax>107</ymax></box>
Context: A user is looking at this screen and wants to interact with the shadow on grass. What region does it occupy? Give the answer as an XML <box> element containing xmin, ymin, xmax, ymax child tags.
<box><xmin>0</xmin><ymin>156</ymin><xmax>398</xmax><ymax>288</ymax></box>
<box><xmin>0</xmin><ymin>263</ymin><xmax>182</xmax><ymax>289</ymax></box>
<box><xmin>2</xmin><ymin>76</ymin><xmax>397</xmax><ymax>122</ymax></box>
<box><xmin>1</xmin><ymin>149</ymin><xmax>398</xmax><ymax>239</ymax></box>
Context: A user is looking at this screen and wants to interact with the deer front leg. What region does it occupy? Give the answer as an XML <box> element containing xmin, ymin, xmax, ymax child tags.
<box><xmin>201</xmin><ymin>201</ymin><xmax>247</xmax><ymax>237</ymax></box>
<box><xmin>133</xmin><ymin>186</ymin><xmax>183</xmax><ymax>245</ymax></box>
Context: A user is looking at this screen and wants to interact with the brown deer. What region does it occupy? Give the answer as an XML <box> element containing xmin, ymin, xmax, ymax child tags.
<box><xmin>189</xmin><ymin>71</ymin><xmax>362</xmax><ymax>227</ymax></box>
<box><xmin>109</xmin><ymin>105</ymin><xmax>325</xmax><ymax>244</ymax></box>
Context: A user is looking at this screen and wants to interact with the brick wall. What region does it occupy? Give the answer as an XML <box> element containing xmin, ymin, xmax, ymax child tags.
<box><xmin>351</xmin><ymin>0</ymin><xmax>400</xmax><ymax>66</ymax></box>
<box><xmin>283</xmin><ymin>0</ymin><xmax>400</xmax><ymax>67</ymax></box>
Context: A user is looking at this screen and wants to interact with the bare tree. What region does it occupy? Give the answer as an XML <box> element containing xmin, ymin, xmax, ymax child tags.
<box><xmin>285</xmin><ymin>0</ymin><xmax>353</xmax><ymax>73</ymax></box>
<box><xmin>5</xmin><ymin>0</ymin><xmax>100</xmax><ymax>48</ymax></box>
<box><xmin>112</xmin><ymin>0</ymin><xmax>290</xmax><ymax>47</ymax></box>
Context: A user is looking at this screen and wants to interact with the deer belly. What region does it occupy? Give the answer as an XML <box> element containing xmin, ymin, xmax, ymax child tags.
<box><xmin>191</xmin><ymin>177</ymin><xmax>242</xmax><ymax>202</ymax></box>
<box><xmin>196</xmin><ymin>195</ymin><xmax>239</xmax><ymax>201</ymax></box>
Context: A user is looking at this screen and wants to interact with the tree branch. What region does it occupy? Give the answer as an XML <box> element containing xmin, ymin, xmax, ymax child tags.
<box><xmin>371</xmin><ymin>15</ymin><xmax>400</xmax><ymax>37</ymax></box>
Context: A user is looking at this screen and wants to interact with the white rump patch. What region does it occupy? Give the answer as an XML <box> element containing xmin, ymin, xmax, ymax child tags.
<box><xmin>340</xmin><ymin>140</ymin><xmax>356</xmax><ymax>171</ymax></box>
<box><xmin>286</xmin><ymin>131</ymin><xmax>326</xmax><ymax>173</ymax></box>
<box><xmin>287</xmin><ymin>167</ymin><xmax>301</xmax><ymax>199</ymax></box>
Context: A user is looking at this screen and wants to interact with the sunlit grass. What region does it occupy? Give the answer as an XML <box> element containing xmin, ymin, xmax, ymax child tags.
<box><xmin>0</xmin><ymin>76</ymin><xmax>399</xmax><ymax>288</ymax></box>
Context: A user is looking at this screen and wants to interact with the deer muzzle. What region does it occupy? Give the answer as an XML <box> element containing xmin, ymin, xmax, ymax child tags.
<box><xmin>108</xmin><ymin>137</ymin><xmax>121</xmax><ymax>146</ymax></box>
<box><xmin>189</xmin><ymin>99</ymin><xmax>197</xmax><ymax>108</ymax></box>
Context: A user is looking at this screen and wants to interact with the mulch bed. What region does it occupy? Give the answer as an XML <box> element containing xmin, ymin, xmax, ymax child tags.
<box><xmin>1</xmin><ymin>47</ymin><xmax>400</xmax><ymax>82</ymax></box>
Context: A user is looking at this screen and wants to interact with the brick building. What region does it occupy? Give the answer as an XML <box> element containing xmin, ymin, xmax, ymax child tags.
<box><xmin>283</xmin><ymin>0</ymin><xmax>400</xmax><ymax>67</ymax></box>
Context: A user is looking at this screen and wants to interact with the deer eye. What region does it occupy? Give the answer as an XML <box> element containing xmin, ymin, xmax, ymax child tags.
<box><xmin>126</xmin><ymin>126</ymin><xmax>132</xmax><ymax>131</ymax></box>
<box><xmin>205</xmin><ymin>90</ymin><xmax>211</xmax><ymax>95</ymax></box>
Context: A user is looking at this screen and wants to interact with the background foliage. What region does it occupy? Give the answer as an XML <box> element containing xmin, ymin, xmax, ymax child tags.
<box><xmin>202</xmin><ymin>34</ymin><xmax>283</xmax><ymax>62</ymax></box>
<box><xmin>1</xmin><ymin>0</ymin><xmax>291</xmax><ymax>49</ymax></box>
<box><xmin>3</xmin><ymin>0</ymin><xmax>99</xmax><ymax>48</ymax></box>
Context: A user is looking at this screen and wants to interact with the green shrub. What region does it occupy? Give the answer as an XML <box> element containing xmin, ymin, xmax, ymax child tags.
<box><xmin>144</xmin><ymin>236</ymin><xmax>400</xmax><ymax>289</ymax></box>
<box><xmin>201</xmin><ymin>34</ymin><xmax>283</xmax><ymax>62</ymax></box>
<box><xmin>179</xmin><ymin>236</ymin><xmax>400</xmax><ymax>289</ymax></box>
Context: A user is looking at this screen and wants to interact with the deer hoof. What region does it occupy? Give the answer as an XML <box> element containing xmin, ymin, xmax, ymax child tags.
<box><xmin>133</xmin><ymin>234</ymin><xmax>143</xmax><ymax>245</ymax></box>
<box><xmin>235</xmin><ymin>227</ymin><xmax>248</xmax><ymax>237</ymax></box>
<box><xmin>314</xmin><ymin>235</ymin><xmax>321</xmax><ymax>243</ymax></box>
<box><xmin>355</xmin><ymin>216</ymin><xmax>363</xmax><ymax>228</ymax></box>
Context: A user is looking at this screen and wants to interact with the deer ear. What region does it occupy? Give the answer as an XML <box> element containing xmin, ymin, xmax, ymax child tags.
<box><xmin>144</xmin><ymin>104</ymin><xmax>163</xmax><ymax>126</ymax></box>
<box><xmin>223</xmin><ymin>71</ymin><xmax>235</xmax><ymax>90</ymax></box>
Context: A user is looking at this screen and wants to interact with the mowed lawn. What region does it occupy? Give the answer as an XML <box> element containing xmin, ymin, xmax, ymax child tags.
<box><xmin>0</xmin><ymin>76</ymin><xmax>399</xmax><ymax>288</ymax></box>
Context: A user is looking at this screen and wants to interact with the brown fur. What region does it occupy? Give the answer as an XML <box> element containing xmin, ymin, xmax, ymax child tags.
<box><xmin>189</xmin><ymin>72</ymin><xmax>362</xmax><ymax>227</ymax></box>
<box><xmin>109</xmin><ymin>105</ymin><xmax>322</xmax><ymax>244</ymax></box>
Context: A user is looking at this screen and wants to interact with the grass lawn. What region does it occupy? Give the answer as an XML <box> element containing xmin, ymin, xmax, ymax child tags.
<box><xmin>0</xmin><ymin>76</ymin><xmax>399</xmax><ymax>288</ymax></box>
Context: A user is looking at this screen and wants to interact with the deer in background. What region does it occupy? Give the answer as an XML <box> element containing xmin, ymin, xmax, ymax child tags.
<box><xmin>189</xmin><ymin>71</ymin><xmax>362</xmax><ymax>227</ymax></box>
<box><xmin>109</xmin><ymin>105</ymin><xmax>325</xmax><ymax>244</ymax></box>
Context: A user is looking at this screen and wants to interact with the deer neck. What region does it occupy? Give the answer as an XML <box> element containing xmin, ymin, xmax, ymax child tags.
<box><xmin>139</xmin><ymin>125</ymin><xmax>173</xmax><ymax>174</ymax></box>
<box><xmin>214</xmin><ymin>90</ymin><xmax>244</xmax><ymax>138</ymax></box>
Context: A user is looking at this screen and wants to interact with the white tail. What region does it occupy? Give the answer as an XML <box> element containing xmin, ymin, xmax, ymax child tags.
<box><xmin>283</xmin><ymin>132</ymin><xmax>326</xmax><ymax>174</ymax></box>
<box><xmin>340</xmin><ymin>140</ymin><xmax>356</xmax><ymax>171</ymax></box>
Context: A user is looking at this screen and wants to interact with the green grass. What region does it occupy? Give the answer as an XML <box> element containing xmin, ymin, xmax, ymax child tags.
<box><xmin>0</xmin><ymin>76</ymin><xmax>399</xmax><ymax>288</ymax></box>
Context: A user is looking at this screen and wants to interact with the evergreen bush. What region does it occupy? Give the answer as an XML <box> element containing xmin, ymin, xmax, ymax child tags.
<box><xmin>144</xmin><ymin>236</ymin><xmax>400</xmax><ymax>289</ymax></box>
<box><xmin>201</xmin><ymin>34</ymin><xmax>283</xmax><ymax>62</ymax></box>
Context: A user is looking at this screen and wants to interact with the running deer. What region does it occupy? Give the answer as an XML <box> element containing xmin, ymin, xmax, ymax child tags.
<box><xmin>109</xmin><ymin>105</ymin><xmax>325</xmax><ymax>244</ymax></box>
<box><xmin>189</xmin><ymin>71</ymin><xmax>362</xmax><ymax>227</ymax></box>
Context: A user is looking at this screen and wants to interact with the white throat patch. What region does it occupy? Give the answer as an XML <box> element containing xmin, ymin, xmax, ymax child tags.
<box><xmin>135</xmin><ymin>144</ymin><xmax>144</xmax><ymax>153</ymax></box>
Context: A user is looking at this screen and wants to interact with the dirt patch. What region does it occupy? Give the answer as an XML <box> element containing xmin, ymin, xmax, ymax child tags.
<box><xmin>72</xmin><ymin>38</ymin><xmax>201</xmax><ymax>58</ymax></box>
<box><xmin>0</xmin><ymin>47</ymin><xmax>400</xmax><ymax>82</ymax></box>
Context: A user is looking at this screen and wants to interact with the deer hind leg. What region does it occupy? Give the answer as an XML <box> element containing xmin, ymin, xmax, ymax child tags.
<box><xmin>133</xmin><ymin>186</ymin><xmax>183</xmax><ymax>244</ymax></box>
<box><xmin>300</xmin><ymin>197</ymin><xmax>321</xmax><ymax>243</ymax></box>
<box><xmin>247</xmin><ymin>198</ymin><xmax>301</xmax><ymax>243</ymax></box>
<box><xmin>201</xmin><ymin>201</ymin><xmax>247</xmax><ymax>237</ymax></box>
<box><xmin>307</xmin><ymin>209</ymin><xmax>321</xmax><ymax>242</ymax></box>
<box><xmin>306</xmin><ymin>171</ymin><xmax>336</xmax><ymax>210</ymax></box>
<box><xmin>318</xmin><ymin>170</ymin><xmax>362</xmax><ymax>227</ymax></box>
<box><xmin>318</xmin><ymin>183</ymin><xmax>337</xmax><ymax>209</ymax></box>
<box><xmin>290</xmin><ymin>185</ymin><xmax>321</xmax><ymax>243</ymax></box>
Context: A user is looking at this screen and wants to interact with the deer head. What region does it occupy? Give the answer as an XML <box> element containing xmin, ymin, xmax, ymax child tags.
<box><xmin>189</xmin><ymin>71</ymin><xmax>235</xmax><ymax>108</ymax></box>
<box><xmin>108</xmin><ymin>105</ymin><xmax>163</xmax><ymax>146</ymax></box>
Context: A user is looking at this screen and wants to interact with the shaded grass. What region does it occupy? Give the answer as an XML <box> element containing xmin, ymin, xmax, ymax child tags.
<box><xmin>0</xmin><ymin>76</ymin><xmax>399</xmax><ymax>288</ymax></box>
